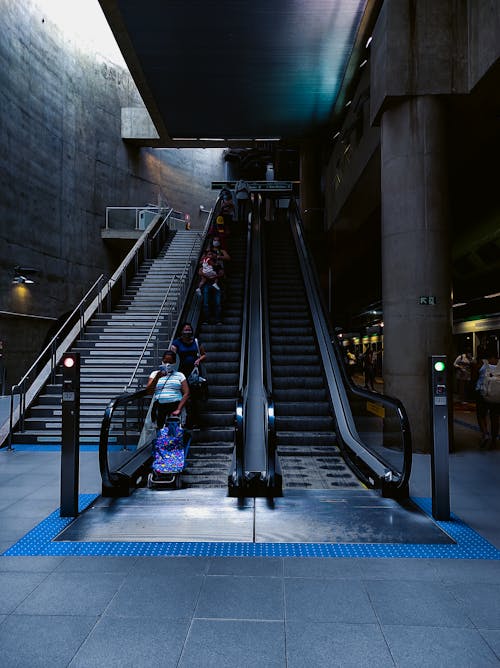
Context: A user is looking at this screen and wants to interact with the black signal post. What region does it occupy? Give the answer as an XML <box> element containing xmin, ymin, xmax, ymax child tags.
<box><xmin>429</xmin><ymin>355</ymin><xmax>450</xmax><ymax>520</ymax></box>
<box><xmin>60</xmin><ymin>352</ymin><xmax>80</xmax><ymax>517</ymax></box>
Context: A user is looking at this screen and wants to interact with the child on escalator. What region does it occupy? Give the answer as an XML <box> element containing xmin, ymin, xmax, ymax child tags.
<box><xmin>196</xmin><ymin>250</ymin><xmax>222</xmax><ymax>295</ymax></box>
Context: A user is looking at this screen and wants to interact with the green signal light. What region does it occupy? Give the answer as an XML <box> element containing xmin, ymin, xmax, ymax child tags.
<box><xmin>434</xmin><ymin>361</ymin><xmax>446</xmax><ymax>372</ymax></box>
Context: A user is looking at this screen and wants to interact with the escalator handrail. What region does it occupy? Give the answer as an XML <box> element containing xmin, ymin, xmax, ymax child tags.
<box><xmin>260</xmin><ymin>209</ymin><xmax>277</xmax><ymax>487</ymax></box>
<box><xmin>237</xmin><ymin>200</ymin><xmax>254</xmax><ymax>397</ymax></box>
<box><xmin>99</xmin><ymin>388</ymin><xmax>150</xmax><ymax>490</ymax></box>
<box><xmin>288</xmin><ymin>199</ymin><xmax>412</xmax><ymax>492</ymax></box>
<box><xmin>234</xmin><ymin>198</ymin><xmax>254</xmax><ymax>485</ymax></box>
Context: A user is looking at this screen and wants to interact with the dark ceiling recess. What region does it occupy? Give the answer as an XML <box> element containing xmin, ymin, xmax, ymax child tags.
<box><xmin>99</xmin><ymin>0</ymin><xmax>370</xmax><ymax>147</ymax></box>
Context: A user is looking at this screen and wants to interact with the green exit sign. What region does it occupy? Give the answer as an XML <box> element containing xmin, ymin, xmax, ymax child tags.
<box><xmin>419</xmin><ymin>296</ymin><xmax>437</xmax><ymax>305</ymax></box>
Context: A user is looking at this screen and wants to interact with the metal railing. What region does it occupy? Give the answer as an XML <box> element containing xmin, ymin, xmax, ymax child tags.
<box><xmin>7</xmin><ymin>274</ymin><xmax>105</xmax><ymax>449</ymax></box>
<box><xmin>4</xmin><ymin>208</ymin><xmax>174</xmax><ymax>449</ymax></box>
<box><xmin>124</xmin><ymin>237</ymin><xmax>203</xmax><ymax>392</ymax></box>
<box><xmin>104</xmin><ymin>206</ymin><xmax>169</xmax><ymax>231</ymax></box>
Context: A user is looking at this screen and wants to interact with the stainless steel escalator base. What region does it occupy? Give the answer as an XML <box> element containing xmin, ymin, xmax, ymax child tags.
<box><xmin>55</xmin><ymin>488</ymin><xmax>453</xmax><ymax>545</ymax></box>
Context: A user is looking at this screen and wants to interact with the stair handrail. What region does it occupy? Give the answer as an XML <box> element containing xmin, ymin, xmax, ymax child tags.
<box><xmin>124</xmin><ymin>208</ymin><xmax>216</xmax><ymax>392</ymax></box>
<box><xmin>123</xmin><ymin>243</ymin><xmax>202</xmax><ymax>392</ymax></box>
<box><xmin>7</xmin><ymin>274</ymin><xmax>105</xmax><ymax>449</ymax></box>
<box><xmin>3</xmin><ymin>208</ymin><xmax>174</xmax><ymax>448</ymax></box>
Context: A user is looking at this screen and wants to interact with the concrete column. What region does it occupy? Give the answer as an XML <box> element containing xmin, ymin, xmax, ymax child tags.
<box><xmin>380</xmin><ymin>96</ymin><xmax>452</xmax><ymax>452</ymax></box>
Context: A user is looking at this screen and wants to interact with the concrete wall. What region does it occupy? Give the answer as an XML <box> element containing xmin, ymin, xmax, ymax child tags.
<box><xmin>468</xmin><ymin>0</ymin><xmax>500</xmax><ymax>88</ymax></box>
<box><xmin>0</xmin><ymin>0</ymin><xmax>224</xmax><ymax>387</ymax></box>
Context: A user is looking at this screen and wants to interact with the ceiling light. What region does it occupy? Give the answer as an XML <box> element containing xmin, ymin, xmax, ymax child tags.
<box><xmin>484</xmin><ymin>292</ymin><xmax>500</xmax><ymax>299</ymax></box>
<box><xmin>365</xmin><ymin>36</ymin><xmax>372</xmax><ymax>48</ymax></box>
<box><xmin>359</xmin><ymin>59</ymin><xmax>368</xmax><ymax>68</ymax></box>
<box><xmin>452</xmin><ymin>302</ymin><xmax>467</xmax><ymax>308</ymax></box>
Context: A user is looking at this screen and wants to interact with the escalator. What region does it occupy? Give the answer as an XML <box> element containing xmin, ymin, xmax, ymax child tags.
<box><xmin>98</xmin><ymin>196</ymin><xmax>410</xmax><ymax>503</ymax></box>
<box><xmin>99</xmin><ymin>216</ymin><xmax>248</xmax><ymax>496</ymax></box>
<box><xmin>265</xmin><ymin>220</ymin><xmax>362</xmax><ymax>490</ymax></box>
<box><xmin>59</xmin><ymin>196</ymin><xmax>432</xmax><ymax>544</ymax></box>
<box><xmin>181</xmin><ymin>223</ymin><xmax>247</xmax><ymax>487</ymax></box>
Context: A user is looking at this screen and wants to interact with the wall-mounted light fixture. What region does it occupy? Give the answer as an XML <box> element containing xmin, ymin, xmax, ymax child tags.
<box><xmin>12</xmin><ymin>265</ymin><xmax>39</xmax><ymax>285</ymax></box>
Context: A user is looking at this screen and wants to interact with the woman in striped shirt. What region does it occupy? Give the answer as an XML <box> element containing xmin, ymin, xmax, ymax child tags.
<box><xmin>146</xmin><ymin>350</ymin><xmax>190</xmax><ymax>427</ymax></box>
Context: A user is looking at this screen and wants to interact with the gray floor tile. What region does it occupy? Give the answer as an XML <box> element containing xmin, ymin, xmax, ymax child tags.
<box><xmin>286</xmin><ymin>621</ymin><xmax>395</xmax><ymax>668</ymax></box>
<box><xmin>0</xmin><ymin>492</ymin><xmax>36</xmax><ymax>507</ymax></box>
<box><xmin>179</xmin><ymin>619</ymin><xmax>285</xmax><ymax>668</ymax></box>
<box><xmin>208</xmin><ymin>556</ymin><xmax>283</xmax><ymax>576</ymax></box>
<box><xmin>0</xmin><ymin>474</ymin><xmax>58</xmax><ymax>490</ymax></box>
<box><xmin>104</xmin><ymin>574</ymin><xmax>203</xmax><ymax>619</ymax></box>
<box><xmin>285</xmin><ymin>578</ymin><xmax>376</xmax><ymax>624</ymax></box>
<box><xmin>195</xmin><ymin>575</ymin><xmax>284</xmax><ymax>620</ymax></box>
<box><xmin>365</xmin><ymin>580</ymin><xmax>473</xmax><ymax>627</ymax></box>
<box><xmin>0</xmin><ymin>516</ymin><xmax>43</xmax><ymax>541</ymax></box>
<box><xmin>358</xmin><ymin>558</ymin><xmax>441</xmax><ymax>580</ymax></box>
<box><xmin>55</xmin><ymin>556</ymin><xmax>137</xmax><ymax>574</ymax></box>
<box><xmin>435</xmin><ymin>559</ymin><xmax>500</xmax><ymax>583</ymax></box>
<box><xmin>129</xmin><ymin>556</ymin><xmax>209</xmax><ymax>577</ymax></box>
<box><xmin>382</xmin><ymin>624</ymin><xmax>500</xmax><ymax>667</ymax></box>
<box><xmin>0</xmin><ymin>556</ymin><xmax>64</xmax><ymax>572</ymax></box>
<box><xmin>21</xmin><ymin>486</ymin><xmax>59</xmax><ymax>502</ymax></box>
<box><xmin>479</xmin><ymin>629</ymin><xmax>500</xmax><ymax>658</ymax></box>
<box><xmin>69</xmin><ymin>615</ymin><xmax>189</xmax><ymax>668</ymax></box>
<box><xmin>0</xmin><ymin>497</ymin><xmax>23</xmax><ymax>512</ymax></box>
<box><xmin>0</xmin><ymin>571</ymin><xmax>47</xmax><ymax>614</ymax></box>
<box><xmin>446</xmin><ymin>582</ymin><xmax>500</xmax><ymax>629</ymax></box>
<box><xmin>0</xmin><ymin>498</ymin><xmax>57</xmax><ymax>518</ymax></box>
<box><xmin>0</xmin><ymin>614</ymin><xmax>96</xmax><ymax>668</ymax></box>
<box><xmin>14</xmin><ymin>571</ymin><xmax>125</xmax><ymax>616</ymax></box>
<box><xmin>284</xmin><ymin>557</ymin><xmax>362</xmax><ymax>579</ymax></box>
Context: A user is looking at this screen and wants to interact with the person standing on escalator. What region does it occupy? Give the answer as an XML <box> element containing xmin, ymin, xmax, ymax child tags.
<box><xmin>146</xmin><ymin>350</ymin><xmax>190</xmax><ymax>428</ymax></box>
<box><xmin>171</xmin><ymin>323</ymin><xmax>207</xmax><ymax>427</ymax></box>
<box><xmin>234</xmin><ymin>178</ymin><xmax>250</xmax><ymax>223</ymax></box>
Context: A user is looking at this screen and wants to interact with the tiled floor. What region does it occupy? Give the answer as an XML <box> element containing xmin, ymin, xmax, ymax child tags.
<box><xmin>1</xmin><ymin>420</ymin><xmax>500</xmax><ymax>666</ymax></box>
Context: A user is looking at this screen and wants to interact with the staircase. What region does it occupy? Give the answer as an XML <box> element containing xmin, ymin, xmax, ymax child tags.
<box><xmin>11</xmin><ymin>231</ymin><xmax>202</xmax><ymax>445</ymax></box>
<box><xmin>181</xmin><ymin>226</ymin><xmax>247</xmax><ymax>487</ymax></box>
<box><xmin>265</xmin><ymin>221</ymin><xmax>362</xmax><ymax>489</ymax></box>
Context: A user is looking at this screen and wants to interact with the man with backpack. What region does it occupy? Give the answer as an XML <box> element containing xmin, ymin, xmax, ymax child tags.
<box><xmin>474</xmin><ymin>344</ymin><xmax>500</xmax><ymax>449</ymax></box>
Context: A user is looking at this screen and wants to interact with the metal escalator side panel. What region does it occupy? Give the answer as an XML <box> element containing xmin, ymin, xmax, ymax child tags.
<box><xmin>288</xmin><ymin>202</ymin><xmax>411</xmax><ymax>495</ymax></box>
<box><xmin>230</xmin><ymin>197</ymin><xmax>281</xmax><ymax>496</ymax></box>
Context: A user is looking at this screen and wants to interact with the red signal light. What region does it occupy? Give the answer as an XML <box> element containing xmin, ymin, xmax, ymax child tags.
<box><xmin>63</xmin><ymin>356</ymin><xmax>75</xmax><ymax>368</ymax></box>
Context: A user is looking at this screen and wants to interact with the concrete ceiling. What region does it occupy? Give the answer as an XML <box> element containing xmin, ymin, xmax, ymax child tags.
<box><xmin>99</xmin><ymin>0</ymin><xmax>373</xmax><ymax>148</ymax></box>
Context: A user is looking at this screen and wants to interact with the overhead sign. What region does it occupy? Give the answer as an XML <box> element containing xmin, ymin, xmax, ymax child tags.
<box><xmin>212</xmin><ymin>181</ymin><xmax>295</xmax><ymax>192</ymax></box>
<box><xmin>419</xmin><ymin>296</ymin><xmax>437</xmax><ymax>305</ymax></box>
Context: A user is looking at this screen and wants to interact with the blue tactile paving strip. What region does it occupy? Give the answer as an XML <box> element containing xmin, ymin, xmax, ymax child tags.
<box><xmin>2</xmin><ymin>495</ymin><xmax>500</xmax><ymax>559</ymax></box>
<box><xmin>5</xmin><ymin>444</ymin><xmax>118</xmax><ymax>452</ymax></box>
